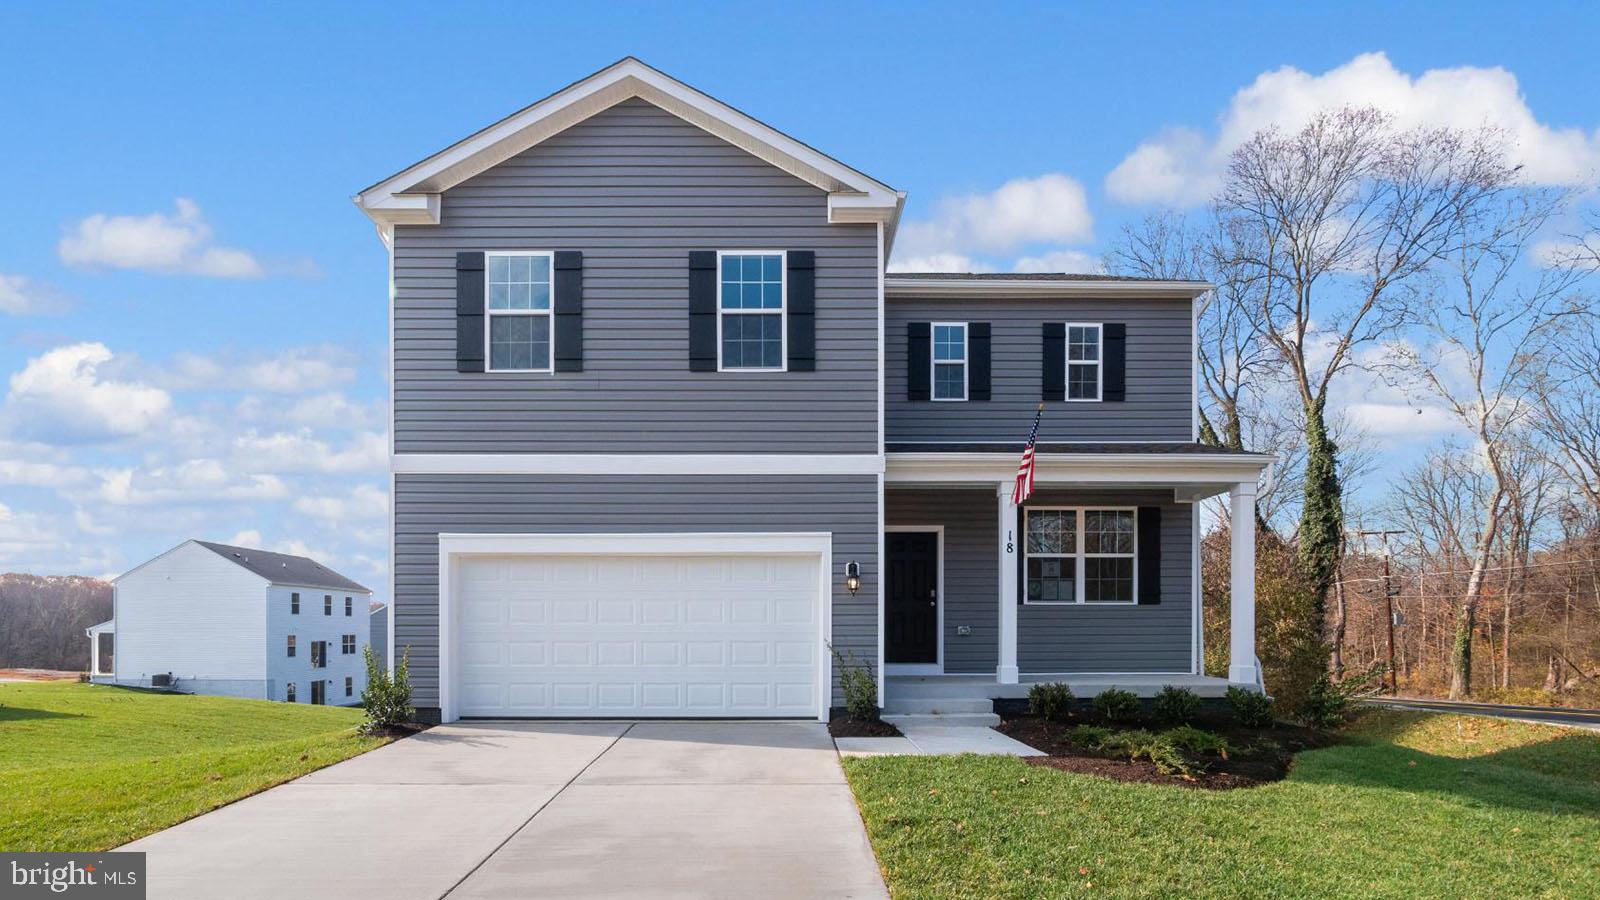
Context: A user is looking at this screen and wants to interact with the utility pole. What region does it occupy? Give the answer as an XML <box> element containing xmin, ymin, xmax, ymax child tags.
<box><xmin>1359</xmin><ymin>530</ymin><xmax>1406</xmax><ymax>694</ymax></box>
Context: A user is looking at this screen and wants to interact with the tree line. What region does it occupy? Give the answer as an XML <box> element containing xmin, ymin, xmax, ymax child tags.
<box><xmin>0</xmin><ymin>573</ymin><xmax>112</xmax><ymax>671</ymax></box>
<box><xmin>1110</xmin><ymin>107</ymin><xmax>1600</xmax><ymax>706</ymax></box>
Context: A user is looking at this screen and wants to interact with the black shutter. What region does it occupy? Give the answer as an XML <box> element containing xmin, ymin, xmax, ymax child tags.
<box><xmin>907</xmin><ymin>322</ymin><xmax>931</xmax><ymax>401</ymax></box>
<box><xmin>786</xmin><ymin>251</ymin><xmax>815</xmax><ymax>371</ymax></box>
<box><xmin>969</xmin><ymin>322</ymin><xmax>991</xmax><ymax>401</ymax></box>
<box><xmin>455</xmin><ymin>252</ymin><xmax>485</xmax><ymax>373</ymax></box>
<box><xmin>553</xmin><ymin>251</ymin><xmax>584</xmax><ymax>372</ymax></box>
<box><xmin>1017</xmin><ymin>505</ymin><xmax>1027</xmax><ymax>605</ymax></box>
<box><xmin>1137</xmin><ymin>506</ymin><xmax>1162</xmax><ymax>604</ymax></box>
<box><xmin>688</xmin><ymin>251</ymin><xmax>717</xmax><ymax>371</ymax></box>
<box><xmin>1103</xmin><ymin>323</ymin><xmax>1126</xmax><ymax>401</ymax></box>
<box><xmin>1042</xmin><ymin>323</ymin><xmax>1066</xmax><ymax>401</ymax></box>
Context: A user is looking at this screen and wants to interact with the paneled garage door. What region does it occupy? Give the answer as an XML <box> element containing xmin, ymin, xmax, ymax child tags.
<box><xmin>456</xmin><ymin>552</ymin><xmax>821</xmax><ymax>718</ymax></box>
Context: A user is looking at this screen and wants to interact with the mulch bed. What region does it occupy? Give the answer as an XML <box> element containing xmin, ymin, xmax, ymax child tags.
<box><xmin>367</xmin><ymin>721</ymin><xmax>433</xmax><ymax>739</ymax></box>
<box><xmin>829</xmin><ymin>716</ymin><xmax>904</xmax><ymax>738</ymax></box>
<box><xmin>997</xmin><ymin>709</ymin><xmax>1337</xmax><ymax>791</ymax></box>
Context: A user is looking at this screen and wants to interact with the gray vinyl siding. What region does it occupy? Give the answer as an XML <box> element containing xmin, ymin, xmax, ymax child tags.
<box><xmin>392</xmin><ymin>98</ymin><xmax>879</xmax><ymax>454</ymax></box>
<box><xmin>886</xmin><ymin>489</ymin><xmax>997</xmax><ymax>674</ymax></box>
<box><xmin>393</xmin><ymin>474</ymin><xmax>879</xmax><ymax>713</ymax></box>
<box><xmin>886</xmin><ymin>488</ymin><xmax>1194</xmax><ymax>675</ymax></box>
<box><xmin>1019</xmin><ymin>490</ymin><xmax>1194</xmax><ymax>673</ymax></box>
<box><xmin>886</xmin><ymin>297</ymin><xmax>1194</xmax><ymax>442</ymax></box>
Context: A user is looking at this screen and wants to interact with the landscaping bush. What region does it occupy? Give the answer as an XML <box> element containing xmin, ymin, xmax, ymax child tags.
<box><xmin>1226</xmin><ymin>685</ymin><xmax>1275</xmax><ymax>728</ymax></box>
<box><xmin>1151</xmin><ymin>684</ymin><xmax>1201</xmax><ymax>724</ymax></box>
<box><xmin>1068</xmin><ymin>724</ymin><xmax>1114</xmax><ymax>747</ymax></box>
<box><xmin>832</xmin><ymin>647</ymin><xmax>878</xmax><ymax>720</ymax></box>
<box><xmin>1027</xmin><ymin>682</ymin><xmax>1076</xmax><ymax>721</ymax></box>
<box><xmin>1162</xmin><ymin>725</ymin><xmax>1228</xmax><ymax>757</ymax></box>
<box><xmin>359</xmin><ymin>644</ymin><xmax>413</xmax><ymax>734</ymax></box>
<box><xmin>1092</xmin><ymin>687</ymin><xmax>1141</xmax><ymax>722</ymax></box>
<box><xmin>1299</xmin><ymin>663</ymin><xmax>1388</xmax><ymax>729</ymax></box>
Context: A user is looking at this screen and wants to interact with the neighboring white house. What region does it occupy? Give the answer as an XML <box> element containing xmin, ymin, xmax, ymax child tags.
<box><xmin>90</xmin><ymin>540</ymin><xmax>375</xmax><ymax>705</ymax></box>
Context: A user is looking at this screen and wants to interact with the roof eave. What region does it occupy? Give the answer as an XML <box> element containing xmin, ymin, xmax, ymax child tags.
<box><xmin>884</xmin><ymin>278</ymin><xmax>1215</xmax><ymax>300</ymax></box>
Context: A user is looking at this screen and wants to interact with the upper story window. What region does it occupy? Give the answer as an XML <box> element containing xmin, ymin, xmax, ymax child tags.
<box><xmin>931</xmin><ymin>323</ymin><xmax>967</xmax><ymax>401</ymax></box>
<box><xmin>323</xmin><ymin>595</ymin><xmax>332</xmax><ymax>616</ymax></box>
<box><xmin>1024</xmin><ymin>507</ymin><xmax>1137</xmax><ymax>604</ymax></box>
<box><xmin>286</xmin><ymin>634</ymin><xmax>296</xmax><ymax>658</ymax></box>
<box><xmin>290</xmin><ymin>592</ymin><xmax>299</xmax><ymax>615</ymax></box>
<box><xmin>487</xmin><ymin>252</ymin><xmax>554</xmax><ymax>372</ymax></box>
<box><xmin>342</xmin><ymin>634</ymin><xmax>356</xmax><ymax>655</ymax></box>
<box><xmin>345</xmin><ymin>597</ymin><xmax>353</xmax><ymax>616</ymax></box>
<box><xmin>311</xmin><ymin>640</ymin><xmax>327</xmax><ymax>669</ymax></box>
<box><xmin>718</xmin><ymin>252</ymin><xmax>784</xmax><ymax>371</ymax></box>
<box><xmin>1067</xmin><ymin>324</ymin><xmax>1102</xmax><ymax>401</ymax></box>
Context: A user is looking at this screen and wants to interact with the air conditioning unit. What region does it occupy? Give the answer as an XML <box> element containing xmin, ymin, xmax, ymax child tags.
<box><xmin>151</xmin><ymin>673</ymin><xmax>173</xmax><ymax>688</ymax></box>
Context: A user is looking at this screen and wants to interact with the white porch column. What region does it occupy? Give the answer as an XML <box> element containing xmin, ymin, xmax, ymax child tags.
<box><xmin>997</xmin><ymin>483</ymin><xmax>1020</xmax><ymax>684</ymax></box>
<box><xmin>1228</xmin><ymin>480</ymin><xmax>1260</xmax><ymax>687</ymax></box>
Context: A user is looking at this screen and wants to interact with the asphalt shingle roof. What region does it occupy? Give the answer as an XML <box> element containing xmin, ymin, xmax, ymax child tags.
<box><xmin>194</xmin><ymin>541</ymin><xmax>371</xmax><ymax>594</ymax></box>
<box><xmin>885</xmin><ymin>273</ymin><xmax>1207</xmax><ymax>283</ymax></box>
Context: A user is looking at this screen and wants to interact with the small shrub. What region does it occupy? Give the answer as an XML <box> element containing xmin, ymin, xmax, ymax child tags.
<box><xmin>1068</xmin><ymin>724</ymin><xmax>1114</xmax><ymax>748</ymax></box>
<box><xmin>1226</xmin><ymin>685</ymin><xmax>1275</xmax><ymax>728</ymax></box>
<box><xmin>1028</xmin><ymin>682</ymin><xmax>1076</xmax><ymax>721</ymax></box>
<box><xmin>1300</xmin><ymin>663</ymin><xmax>1388</xmax><ymax>729</ymax></box>
<box><xmin>1151</xmin><ymin>685</ymin><xmax>1202</xmax><ymax>724</ymax></box>
<box><xmin>359</xmin><ymin>644</ymin><xmax>414</xmax><ymax>734</ymax></box>
<box><xmin>1092</xmin><ymin>687</ymin><xmax>1141</xmax><ymax>722</ymax></box>
<box><xmin>832</xmin><ymin>647</ymin><xmax>879</xmax><ymax>720</ymax></box>
<box><xmin>1094</xmin><ymin>729</ymin><xmax>1194</xmax><ymax>776</ymax></box>
<box><xmin>1162</xmin><ymin>725</ymin><xmax>1228</xmax><ymax>757</ymax></box>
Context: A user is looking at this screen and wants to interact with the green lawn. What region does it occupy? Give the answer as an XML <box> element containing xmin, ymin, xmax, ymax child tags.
<box><xmin>843</xmin><ymin>711</ymin><xmax>1600</xmax><ymax>899</ymax></box>
<box><xmin>0</xmin><ymin>682</ymin><xmax>390</xmax><ymax>851</ymax></box>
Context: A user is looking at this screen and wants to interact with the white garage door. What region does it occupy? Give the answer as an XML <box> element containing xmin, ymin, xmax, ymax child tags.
<box><xmin>456</xmin><ymin>552</ymin><xmax>821</xmax><ymax>718</ymax></box>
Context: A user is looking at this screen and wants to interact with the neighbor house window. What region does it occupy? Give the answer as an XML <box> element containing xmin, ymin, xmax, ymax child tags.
<box><xmin>311</xmin><ymin>641</ymin><xmax>327</xmax><ymax>669</ymax></box>
<box><xmin>311</xmin><ymin>680</ymin><xmax>326</xmax><ymax>706</ymax></box>
<box><xmin>718</xmin><ymin>252</ymin><xmax>784</xmax><ymax>370</ymax></box>
<box><xmin>341</xmin><ymin>635</ymin><xmax>356</xmax><ymax>655</ymax></box>
<box><xmin>286</xmin><ymin>635</ymin><xmax>296</xmax><ymax>658</ymax></box>
<box><xmin>290</xmin><ymin>592</ymin><xmax>300</xmax><ymax>614</ymax></box>
<box><xmin>931</xmin><ymin>322</ymin><xmax>967</xmax><ymax>401</ymax></box>
<box><xmin>345</xmin><ymin>676</ymin><xmax>353</xmax><ymax>698</ymax></box>
<box><xmin>286</xmin><ymin>682</ymin><xmax>296</xmax><ymax>703</ymax></box>
<box><xmin>1066</xmin><ymin>324</ymin><xmax>1102</xmax><ymax>401</ymax></box>
<box><xmin>324</xmin><ymin>595</ymin><xmax>332</xmax><ymax>615</ymax></box>
<box><xmin>1024</xmin><ymin>507</ymin><xmax>1137</xmax><ymax>604</ymax></box>
<box><xmin>345</xmin><ymin>596</ymin><xmax>352</xmax><ymax>616</ymax></box>
<box><xmin>486</xmin><ymin>252</ymin><xmax>553</xmax><ymax>372</ymax></box>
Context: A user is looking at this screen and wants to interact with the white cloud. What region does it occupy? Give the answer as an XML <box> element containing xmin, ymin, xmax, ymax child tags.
<box><xmin>230</xmin><ymin>429</ymin><xmax>386</xmax><ymax>475</ymax></box>
<box><xmin>91</xmin><ymin>459</ymin><xmax>289</xmax><ymax>506</ymax></box>
<box><xmin>4</xmin><ymin>343</ymin><xmax>172</xmax><ymax>443</ymax></box>
<box><xmin>58</xmin><ymin>198</ymin><xmax>267</xmax><ymax>279</ymax></box>
<box><xmin>894</xmin><ymin>174</ymin><xmax>1095</xmax><ymax>265</ymax></box>
<box><xmin>0</xmin><ymin>273</ymin><xmax>73</xmax><ymax>316</ymax></box>
<box><xmin>1012</xmin><ymin>249</ymin><xmax>1104</xmax><ymax>274</ymax></box>
<box><xmin>1342</xmin><ymin>402</ymin><xmax>1459</xmax><ymax>440</ymax></box>
<box><xmin>886</xmin><ymin>253</ymin><xmax>992</xmax><ymax>274</ymax></box>
<box><xmin>155</xmin><ymin>347</ymin><xmax>359</xmax><ymax>394</ymax></box>
<box><xmin>1107</xmin><ymin>52</ymin><xmax>1600</xmax><ymax>206</ymax></box>
<box><xmin>293</xmin><ymin>484</ymin><xmax>388</xmax><ymax>523</ymax></box>
<box><xmin>228</xmin><ymin>529</ymin><xmax>264</xmax><ymax>547</ymax></box>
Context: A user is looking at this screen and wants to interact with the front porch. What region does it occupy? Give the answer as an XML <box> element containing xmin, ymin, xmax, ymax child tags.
<box><xmin>881</xmin><ymin>444</ymin><xmax>1272</xmax><ymax>713</ymax></box>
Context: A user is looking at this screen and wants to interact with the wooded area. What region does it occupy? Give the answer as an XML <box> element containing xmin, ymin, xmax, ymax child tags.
<box><xmin>1114</xmin><ymin>107</ymin><xmax>1600</xmax><ymax>706</ymax></box>
<box><xmin>0</xmin><ymin>573</ymin><xmax>111</xmax><ymax>671</ymax></box>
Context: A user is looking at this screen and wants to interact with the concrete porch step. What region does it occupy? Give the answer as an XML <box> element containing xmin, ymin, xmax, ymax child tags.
<box><xmin>882</xmin><ymin>712</ymin><xmax>1002</xmax><ymax>728</ymax></box>
<box><xmin>881</xmin><ymin>697</ymin><xmax>995</xmax><ymax>715</ymax></box>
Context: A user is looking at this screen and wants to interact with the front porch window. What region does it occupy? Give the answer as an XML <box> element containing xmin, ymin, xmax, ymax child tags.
<box><xmin>1024</xmin><ymin>507</ymin><xmax>1136</xmax><ymax>604</ymax></box>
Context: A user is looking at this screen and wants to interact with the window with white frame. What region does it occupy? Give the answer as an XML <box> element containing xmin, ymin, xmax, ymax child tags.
<box><xmin>718</xmin><ymin>252</ymin><xmax>784</xmax><ymax>370</ymax></box>
<box><xmin>1024</xmin><ymin>507</ymin><xmax>1137</xmax><ymax>604</ymax></box>
<box><xmin>486</xmin><ymin>252</ymin><xmax>554</xmax><ymax>372</ymax></box>
<box><xmin>1066</xmin><ymin>324</ymin><xmax>1102</xmax><ymax>400</ymax></box>
<box><xmin>931</xmin><ymin>323</ymin><xmax>967</xmax><ymax>401</ymax></box>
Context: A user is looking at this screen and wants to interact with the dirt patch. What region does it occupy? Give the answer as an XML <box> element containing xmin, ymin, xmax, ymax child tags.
<box><xmin>829</xmin><ymin>717</ymin><xmax>904</xmax><ymax>738</ymax></box>
<box><xmin>363</xmin><ymin>722</ymin><xmax>433</xmax><ymax>739</ymax></box>
<box><xmin>998</xmin><ymin>710</ymin><xmax>1337</xmax><ymax>791</ymax></box>
<box><xmin>0</xmin><ymin>669</ymin><xmax>80</xmax><ymax>682</ymax></box>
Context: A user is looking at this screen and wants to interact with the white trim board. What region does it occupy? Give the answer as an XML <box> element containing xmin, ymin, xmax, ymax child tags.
<box><xmin>435</xmin><ymin>531</ymin><xmax>833</xmax><ymax>724</ymax></box>
<box><xmin>355</xmin><ymin>57</ymin><xmax>899</xmax><ymax>230</ymax></box>
<box><xmin>393</xmin><ymin>453</ymin><xmax>885</xmax><ymax>476</ymax></box>
<box><xmin>885</xmin><ymin>278</ymin><xmax>1212</xmax><ymax>299</ymax></box>
<box><xmin>884</xmin><ymin>525</ymin><xmax>945</xmax><ymax>676</ymax></box>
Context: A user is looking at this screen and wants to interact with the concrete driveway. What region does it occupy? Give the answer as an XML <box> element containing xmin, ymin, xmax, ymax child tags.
<box><xmin>124</xmin><ymin>721</ymin><xmax>887</xmax><ymax>899</ymax></box>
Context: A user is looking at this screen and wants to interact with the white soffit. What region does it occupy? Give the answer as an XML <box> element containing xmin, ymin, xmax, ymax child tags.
<box><xmin>355</xmin><ymin>57</ymin><xmax>900</xmax><ymax>229</ymax></box>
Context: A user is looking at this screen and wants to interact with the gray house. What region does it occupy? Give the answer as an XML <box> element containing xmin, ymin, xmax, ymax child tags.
<box><xmin>356</xmin><ymin>58</ymin><xmax>1270</xmax><ymax>724</ymax></box>
<box><xmin>94</xmin><ymin>540</ymin><xmax>373</xmax><ymax>705</ymax></box>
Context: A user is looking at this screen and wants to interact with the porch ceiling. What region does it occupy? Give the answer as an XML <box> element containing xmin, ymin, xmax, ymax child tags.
<box><xmin>885</xmin><ymin>448</ymin><xmax>1272</xmax><ymax>502</ymax></box>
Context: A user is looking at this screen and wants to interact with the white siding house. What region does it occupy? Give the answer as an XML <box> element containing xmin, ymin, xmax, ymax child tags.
<box><xmin>97</xmin><ymin>540</ymin><xmax>375</xmax><ymax>705</ymax></box>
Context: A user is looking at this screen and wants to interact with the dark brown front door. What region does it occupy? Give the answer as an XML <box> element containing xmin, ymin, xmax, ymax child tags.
<box><xmin>886</xmin><ymin>532</ymin><xmax>938</xmax><ymax>664</ymax></box>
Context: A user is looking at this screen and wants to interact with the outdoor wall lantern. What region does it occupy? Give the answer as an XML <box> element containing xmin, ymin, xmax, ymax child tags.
<box><xmin>845</xmin><ymin>561</ymin><xmax>861</xmax><ymax>596</ymax></box>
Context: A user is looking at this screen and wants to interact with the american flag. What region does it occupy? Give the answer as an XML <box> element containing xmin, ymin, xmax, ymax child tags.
<box><xmin>1013</xmin><ymin>403</ymin><xmax>1044</xmax><ymax>505</ymax></box>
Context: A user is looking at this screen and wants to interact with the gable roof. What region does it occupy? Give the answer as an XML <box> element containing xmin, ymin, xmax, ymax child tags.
<box><xmin>355</xmin><ymin>57</ymin><xmax>903</xmax><ymax>238</ymax></box>
<box><xmin>193</xmin><ymin>541</ymin><xmax>372</xmax><ymax>594</ymax></box>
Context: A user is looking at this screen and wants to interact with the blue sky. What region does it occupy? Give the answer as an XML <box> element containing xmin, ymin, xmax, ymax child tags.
<box><xmin>2</xmin><ymin>1</ymin><xmax>1598</xmax><ymax>584</ymax></box>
